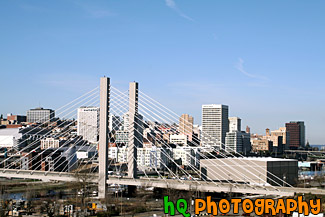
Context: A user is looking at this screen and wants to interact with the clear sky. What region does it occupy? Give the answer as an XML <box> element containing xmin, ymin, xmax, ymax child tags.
<box><xmin>1</xmin><ymin>0</ymin><xmax>325</xmax><ymax>144</ymax></box>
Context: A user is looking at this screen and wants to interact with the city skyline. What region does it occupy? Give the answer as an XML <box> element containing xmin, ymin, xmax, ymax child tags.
<box><xmin>1</xmin><ymin>0</ymin><xmax>325</xmax><ymax>143</ymax></box>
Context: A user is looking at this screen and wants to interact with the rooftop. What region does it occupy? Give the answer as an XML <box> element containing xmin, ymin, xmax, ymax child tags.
<box><xmin>29</xmin><ymin>107</ymin><xmax>54</xmax><ymax>111</ymax></box>
<box><xmin>201</xmin><ymin>157</ymin><xmax>297</xmax><ymax>162</ymax></box>
<box><xmin>242</xmin><ymin>157</ymin><xmax>297</xmax><ymax>162</ymax></box>
<box><xmin>0</xmin><ymin>128</ymin><xmax>22</xmax><ymax>138</ymax></box>
<box><xmin>202</xmin><ymin>104</ymin><xmax>229</xmax><ymax>108</ymax></box>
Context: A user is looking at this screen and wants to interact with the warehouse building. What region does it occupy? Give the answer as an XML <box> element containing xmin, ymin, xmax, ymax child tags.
<box><xmin>201</xmin><ymin>157</ymin><xmax>298</xmax><ymax>186</ymax></box>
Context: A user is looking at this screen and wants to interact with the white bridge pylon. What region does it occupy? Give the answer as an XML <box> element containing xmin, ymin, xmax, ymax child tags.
<box><xmin>98</xmin><ymin>77</ymin><xmax>110</xmax><ymax>198</ymax></box>
<box><xmin>98</xmin><ymin>77</ymin><xmax>140</xmax><ymax>198</ymax></box>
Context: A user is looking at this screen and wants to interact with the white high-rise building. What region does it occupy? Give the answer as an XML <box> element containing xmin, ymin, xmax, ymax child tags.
<box><xmin>122</xmin><ymin>113</ymin><xmax>129</xmax><ymax>130</ymax></box>
<box><xmin>226</xmin><ymin>116</ymin><xmax>251</xmax><ymax>154</ymax></box>
<box><xmin>201</xmin><ymin>104</ymin><xmax>229</xmax><ymax>149</ymax></box>
<box><xmin>109</xmin><ymin>115</ymin><xmax>121</xmax><ymax>131</ymax></box>
<box><xmin>225</xmin><ymin>131</ymin><xmax>250</xmax><ymax>153</ymax></box>
<box><xmin>225</xmin><ymin>131</ymin><xmax>242</xmax><ymax>153</ymax></box>
<box><xmin>77</xmin><ymin>106</ymin><xmax>99</xmax><ymax>143</ymax></box>
<box><xmin>229</xmin><ymin>117</ymin><xmax>241</xmax><ymax>132</ymax></box>
<box><xmin>172</xmin><ymin>147</ymin><xmax>200</xmax><ymax>168</ymax></box>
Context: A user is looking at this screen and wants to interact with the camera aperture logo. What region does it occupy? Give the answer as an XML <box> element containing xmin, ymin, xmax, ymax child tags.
<box><xmin>164</xmin><ymin>196</ymin><xmax>321</xmax><ymax>217</ymax></box>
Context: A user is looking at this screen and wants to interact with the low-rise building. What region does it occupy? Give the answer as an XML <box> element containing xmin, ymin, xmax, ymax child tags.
<box><xmin>0</xmin><ymin>128</ymin><xmax>22</xmax><ymax>149</ymax></box>
<box><xmin>27</xmin><ymin>107</ymin><xmax>55</xmax><ymax>123</ymax></box>
<box><xmin>115</xmin><ymin>131</ymin><xmax>128</xmax><ymax>144</ymax></box>
<box><xmin>201</xmin><ymin>157</ymin><xmax>298</xmax><ymax>186</ymax></box>
<box><xmin>170</xmin><ymin>134</ymin><xmax>187</xmax><ymax>146</ymax></box>
<box><xmin>251</xmin><ymin>139</ymin><xmax>273</xmax><ymax>152</ymax></box>
<box><xmin>7</xmin><ymin>114</ymin><xmax>27</xmax><ymax>124</ymax></box>
<box><xmin>76</xmin><ymin>145</ymin><xmax>97</xmax><ymax>159</ymax></box>
<box><xmin>40</xmin><ymin>138</ymin><xmax>62</xmax><ymax>150</ymax></box>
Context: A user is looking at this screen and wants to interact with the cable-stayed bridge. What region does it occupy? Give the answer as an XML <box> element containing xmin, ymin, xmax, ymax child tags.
<box><xmin>0</xmin><ymin>77</ymin><xmax>324</xmax><ymax>198</ymax></box>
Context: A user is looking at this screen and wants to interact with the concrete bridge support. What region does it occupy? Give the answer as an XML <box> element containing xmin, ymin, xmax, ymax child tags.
<box><xmin>98</xmin><ymin>77</ymin><xmax>110</xmax><ymax>199</ymax></box>
<box><xmin>127</xmin><ymin>82</ymin><xmax>140</xmax><ymax>179</ymax></box>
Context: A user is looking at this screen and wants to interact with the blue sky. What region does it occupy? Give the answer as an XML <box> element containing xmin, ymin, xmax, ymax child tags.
<box><xmin>1</xmin><ymin>0</ymin><xmax>325</xmax><ymax>143</ymax></box>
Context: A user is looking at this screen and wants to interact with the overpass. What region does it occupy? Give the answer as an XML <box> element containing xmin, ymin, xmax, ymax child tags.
<box><xmin>0</xmin><ymin>168</ymin><xmax>324</xmax><ymax>197</ymax></box>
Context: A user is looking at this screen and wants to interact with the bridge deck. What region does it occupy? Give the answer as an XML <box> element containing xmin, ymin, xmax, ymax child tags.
<box><xmin>0</xmin><ymin>169</ymin><xmax>323</xmax><ymax>197</ymax></box>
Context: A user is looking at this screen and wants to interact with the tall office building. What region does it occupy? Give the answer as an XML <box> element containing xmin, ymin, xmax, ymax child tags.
<box><xmin>296</xmin><ymin>121</ymin><xmax>305</xmax><ymax>147</ymax></box>
<box><xmin>179</xmin><ymin>114</ymin><xmax>194</xmax><ymax>141</ymax></box>
<box><xmin>263</xmin><ymin>128</ymin><xmax>284</xmax><ymax>153</ymax></box>
<box><xmin>285</xmin><ymin>121</ymin><xmax>305</xmax><ymax>149</ymax></box>
<box><xmin>109</xmin><ymin>115</ymin><xmax>121</xmax><ymax>131</ymax></box>
<box><xmin>271</xmin><ymin>127</ymin><xmax>289</xmax><ymax>150</ymax></box>
<box><xmin>246</xmin><ymin>126</ymin><xmax>250</xmax><ymax>134</ymax></box>
<box><xmin>122</xmin><ymin>113</ymin><xmax>129</xmax><ymax>131</ymax></box>
<box><xmin>225</xmin><ymin>116</ymin><xmax>250</xmax><ymax>154</ymax></box>
<box><xmin>225</xmin><ymin>131</ymin><xmax>251</xmax><ymax>154</ymax></box>
<box><xmin>118</xmin><ymin>112</ymin><xmax>143</xmax><ymax>147</ymax></box>
<box><xmin>229</xmin><ymin>117</ymin><xmax>241</xmax><ymax>132</ymax></box>
<box><xmin>77</xmin><ymin>106</ymin><xmax>99</xmax><ymax>143</ymax></box>
<box><xmin>27</xmin><ymin>107</ymin><xmax>55</xmax><ymax>123</ymax></box>
<box><xmin>201</xmin><ymin>104</ymin><xmax>229</xmax><ymax>149</ymax></box>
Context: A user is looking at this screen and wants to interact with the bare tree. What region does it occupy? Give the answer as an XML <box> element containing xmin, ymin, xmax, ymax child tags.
<box><xmin>41</xmin><ymin>200</ymin><xmax>56</xmax><ymax>217</ymax></box>
<box><xmin>0</xmin><ymin>183</ymin><xmax>9</xmax><ymax>216</ymax></box>
<box><xmin>25</xmin><ymin>186</ymin><xmax>36</xmax><ymax>215</ymax></box>
<box><xmin>73</xmin><ymin>168</ymin><xmax>95</xmax><ymax>213</ymax></box>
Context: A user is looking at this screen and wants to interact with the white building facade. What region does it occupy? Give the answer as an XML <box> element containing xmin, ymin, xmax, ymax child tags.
<box><xmin>77</xmin><ymin>107</ymin><xmax>99</xmax><ymax>143</ymax></box>
<box><xmin>201</xmin><ymin>104</ymin><xmax>229</xmax><ymax>149</ymax></box>
<box><xmin>229</xmin><ymin>117</ymin><xmax>241</xmax><ymax>132</ymax></box>
<box><xmin>225</xmin><ymin>131</ymin><xmax>251</xmax><ymax>154</ymax></box>
<box><xmin>170</xmin><ymin>134</ymin><xmax>187</xmax><ymax>146</ymax></box>
<box><xmin>27</xmin><ymin>107</ymin><xmax>55</xmax><ymax>123</ymax></box>
<box><xmin>40</xmin><ymin>138</ymin><xmax>60</xmax><ymax>150</ymax></box>
<box><xmin>172</xmin><ymin>147</ymin><xmax>200</xmax><ymax>168</ymax></box>
<box><xmin>108</xmin><ymin>146</ymin><xmax>168</xmax><ymax>171</ymax></box>
<box><xmin>0</xmin><ymin>128</ymin><xmax>22</xmax><ymax>149</ymax></box>
<box><xmin>109</xmin><ymin>115</ymin><xmax>121</xmax><ymax>131</ymax></box>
